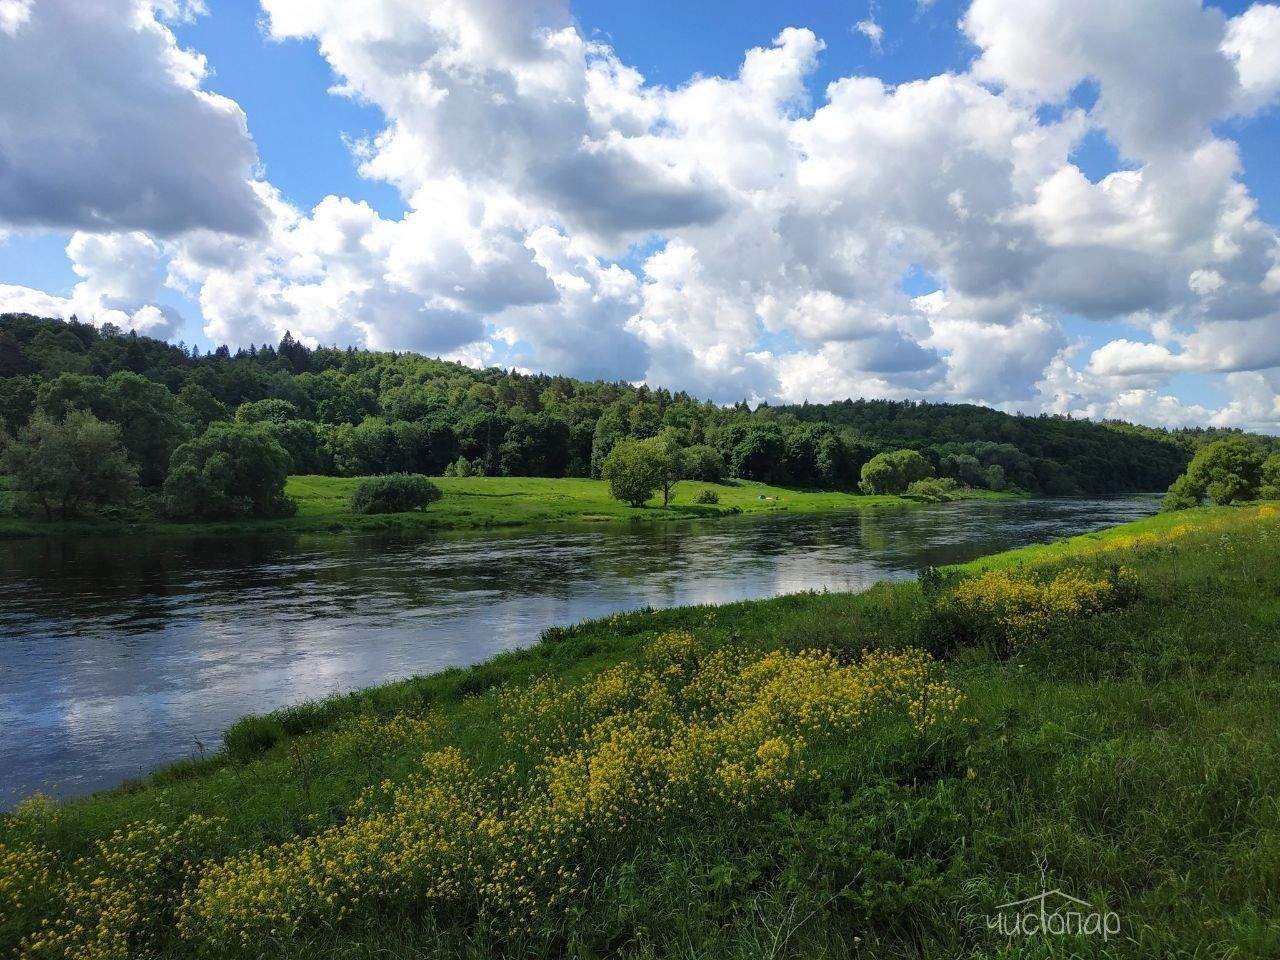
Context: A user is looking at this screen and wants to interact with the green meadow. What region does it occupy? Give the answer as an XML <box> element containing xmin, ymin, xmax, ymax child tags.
<box><xmin>3</xmin><ymin>504</ymin><xmax>1278</xmax><ymax>959</ymax></box>
<box><xmin>0</xmin><ymin>474</ymin><xmax>1013</xmax><ymax>540</ymax></box>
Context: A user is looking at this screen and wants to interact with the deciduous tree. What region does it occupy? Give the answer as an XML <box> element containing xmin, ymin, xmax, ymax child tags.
<box><xmin>162</xmin><ymin>423</ymin><xmax>295</xmax><ymax>519</ymax></box>
<box><xmin>0</xmin><ymin>409</ymin><xmax>136</xmax><ymax>519</ymax></box>
<box><xmin>601</xmin><ymin>439</ymin><xmax>664</xmax><ymax>507</ymax></box>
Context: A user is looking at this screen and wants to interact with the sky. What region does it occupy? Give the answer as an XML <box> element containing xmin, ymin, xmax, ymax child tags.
<box><xmin>1</xmin><ymin>1</ymin><xmax>1279</xmax><ymax>432</ymax></box>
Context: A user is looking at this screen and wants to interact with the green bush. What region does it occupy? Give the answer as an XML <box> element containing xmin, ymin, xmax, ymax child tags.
<box><xmin>904</xmin><ymin>477</ymin><xmax>957</xmax><ymax>503</ymax></box>
<box><xmin>693</xmin><ymin>488</ymin><xmax>720</xmax><ymax>504</ymax></box>
<box><xmin>349</xmin><ymin>473</ymin><xmax>442</xmax><ymax>515</ymax></box>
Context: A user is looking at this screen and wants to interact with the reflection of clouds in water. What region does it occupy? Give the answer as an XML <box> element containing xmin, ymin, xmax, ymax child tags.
<box><xmin>0</xmin><ymin>497</ymin><xmax>1160</xmax><ymax>802</ymax></box>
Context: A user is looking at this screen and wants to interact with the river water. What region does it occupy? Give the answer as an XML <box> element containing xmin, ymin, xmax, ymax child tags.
<box><xmin>0</xmin><ymin>495</ymin><xmax>1159</xmax><ymax>802</ymax></box>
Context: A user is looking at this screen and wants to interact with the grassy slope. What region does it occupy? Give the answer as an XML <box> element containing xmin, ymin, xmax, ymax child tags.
<box><xmin>0</xmin><ymin>474</ymin><xmax>1012</xmax><ymax>540</ymax></box>
<box><xmin>3</xmin><ymin>505</ymin><xmax>1278</xmax><ymax>959</ymax></box>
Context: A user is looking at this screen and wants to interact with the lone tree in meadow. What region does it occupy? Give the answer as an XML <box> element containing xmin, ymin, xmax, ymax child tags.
<box><xmin>1162</xmin><ymin>437</ymin><xmax>1265</xmax><ymax>510</ymax></box>
<box><xmin>0</xmin><ymin>409</ymin><xmax>137</xmax><ymax>519</ymax></box>
<box><xmin>601</xmin><ymin>439</ymin><xmax>666</xmax><ymax>507</ymax></box>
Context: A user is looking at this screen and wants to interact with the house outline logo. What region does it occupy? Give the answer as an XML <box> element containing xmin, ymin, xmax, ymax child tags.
<box><xmin>986</xmin><ymin>858</ymin><xmax>1122</xmax><ymax>941</ymax></box>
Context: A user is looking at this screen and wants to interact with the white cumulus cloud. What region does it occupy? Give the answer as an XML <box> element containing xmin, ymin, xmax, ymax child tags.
<box><xmin>1</xmin><ymin>0</ymin><xmax>1279</xmax><ymax>430</ymax></box>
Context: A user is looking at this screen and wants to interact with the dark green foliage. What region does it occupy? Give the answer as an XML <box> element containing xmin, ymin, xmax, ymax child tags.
<box><xmin>349</xmin><ymin>473</ymin><xmax>443</xmax><ymax>514</ymax></box>
<box><xmin>162</xmin><ymin>422</ymin><xmax>295</xmax><ymax>519</ymax></box>
<box><xmin>233</xmin><ymin>397</ymin><xmax>300</xmax><ymax>424</ymax></box>
<box><xmin>718</xmin><ymin>420</ymin><xmax>787</xmax><ymax>483</ymax></box>
<box><xmin>0</xmin><ymin>374</ymin><xmax>38</xmax><ymax>434</ymax></box>
<box><xmin>682</xmin><ymin>443</ymin><xmax>726</xmax><ymax>482</ymax></box>
<box><xmin>34</xmin><ymin>371</ymin><xmax>188</xmax><ymax>485</ymax></box>
<box><xmin>175</xmin><ymin>383</ymin><xmax>227</xmax><ymax>430</ymax></box>
<box><xmin>498</xmin><ymin>412</ymin><xmax>570</xmax><ymax>476</ymax></box>
<box><xmin>0</xmin><ymin>409</ymin><xmax>137</xmax><ymax>519</ymax></box>
<box><xmin>784</xmin><ymin>397</ymin><xmax>1210</xmax><ymax>494</ymax></box>
<box><xmin>693</xmin><ymin>488</ymin><xmax>720</xmax><ymax>504</ymax></box>
<box><xmin>265</xmin><ymin>419</ymin><xmax>331</xmax><ymax>475</ymax></box>
<box><xmin>1161</xmin><ymin>474</ymin><xmax>1202</xmax><ymax>511</ymax></box>
<box><xmin>4</xmin><ymin>314</ymin><xmax>1274</xmax><ymax>513</ymax></box>
<box><xmin>329</xmin><ymin>417</ymin><xmax>459</xmax><ymax>477</ymax></box>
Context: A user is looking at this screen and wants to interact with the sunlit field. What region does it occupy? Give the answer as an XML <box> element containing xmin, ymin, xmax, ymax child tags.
<box><xmin>290</xmin><ymin>474</ymin><xmax>1009</xmax><ymax>527</ymax></box>
<box><xmin>0</xmin><ymin>473</ymin><xmax>1012</xmax><ymax>540</ymax></box>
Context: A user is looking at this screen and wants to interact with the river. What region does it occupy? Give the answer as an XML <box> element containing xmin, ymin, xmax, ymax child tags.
<box><xmin>0</xmin><ymin>495</ymin><xmax>1159</xmax><ymax>802</ymax></box>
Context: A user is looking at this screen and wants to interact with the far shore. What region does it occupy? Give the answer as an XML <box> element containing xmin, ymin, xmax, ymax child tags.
<box><xmin>0</xmin><ymin>474</ymin><xmax>1021</xmax><ymax>541</ymax></box>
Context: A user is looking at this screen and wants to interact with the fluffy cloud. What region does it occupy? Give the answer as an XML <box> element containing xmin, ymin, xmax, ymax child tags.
<box><xmin>1</xmin><ymin>0</ymin><xmax>1279</xmax><ymax>431</ymax></box>
<box><xmin>1223</xmin><ymin>4</ymin><xmax>1280</xmax><ymax>113</ymax></box>
<box><xmin>0</xmin><ymin>231</ymin><xmax>182</xmax><ymax>337</ymax></box>
<box><xmin>964</xmin><ymin>0</ymin><xmax>1240</xmax><ymax>159</ymax></box>
<box><xmin>0</xmin><ymin>0</ymin><xmax>265</xmax><ymax>236</ymax></box>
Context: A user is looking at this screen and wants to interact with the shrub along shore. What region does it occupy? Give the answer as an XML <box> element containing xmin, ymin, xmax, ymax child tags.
<box><xmin>0</xmin><ymin>474</ymin><xmax>1016</xmax><ymax>540</ymax></box>
<box><xmin>3</xmin><ymin>504</ymin><xmax>1279</xmax><ymax>958</ymax></box>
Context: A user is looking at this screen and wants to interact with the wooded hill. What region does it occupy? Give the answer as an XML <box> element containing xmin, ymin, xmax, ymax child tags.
<box><xmin>2</xmin><ymin>312</ymin><xmax>1270</xmax><ymax>496</ymax></box>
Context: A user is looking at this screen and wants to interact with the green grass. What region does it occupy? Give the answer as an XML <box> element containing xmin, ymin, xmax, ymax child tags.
<box><xmin>4</xmin><ymin>505</ymin><xmax>1278</xmax><ymax>958</ymax></box>
<box><xmin>0</xmin><ymin>474</ymin><xmax>1014</xmax><ymax>540</ymax></box>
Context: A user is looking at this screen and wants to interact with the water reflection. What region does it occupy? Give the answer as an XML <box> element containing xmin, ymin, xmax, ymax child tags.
<box><xmin>0</xmin><ymin>496</ymin><xmax>1159</xmax><ymax>801</ymax></box>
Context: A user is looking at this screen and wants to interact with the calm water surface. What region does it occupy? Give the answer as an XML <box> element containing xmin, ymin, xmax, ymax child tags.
<box><xmin>0</xmin><ymin>496</ymin><xmax>1158</xmax><ymax>802</ymax></box>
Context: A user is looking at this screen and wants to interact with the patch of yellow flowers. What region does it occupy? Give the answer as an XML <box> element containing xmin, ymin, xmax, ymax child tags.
<box><xmin>0</xmin><ymin>634</ymin><xmax>961</xmax><ymax>956</ymax></box>
<box><xmin>947</xmin><ymin>566</ymin><xmax>1136</xmax><ymax>650</ymax></box>
<box><xmin>167</xmin><ymin>633</ymin><xmax>961</xmax><ymax>949</ymax></box>
<box><xmin>0</xmin><ymin>839</ymin><xmax>54</xmax><ymax>924</ymax></box>
<box><xmin>14</xmin><ymin>814</ymin><xmax>225</xmax><ymax>960</ymax></box>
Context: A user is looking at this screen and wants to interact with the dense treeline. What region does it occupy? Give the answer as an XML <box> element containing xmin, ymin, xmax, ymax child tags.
<box><xmin>2</xmin><ymin>313</ymin><xmax>1273</xmax><ymax>517</ymax></box>
<box><xmin>775</xmin><ymin>398</ymin><xmax>1260</xmax><ymax>494</ymax></box>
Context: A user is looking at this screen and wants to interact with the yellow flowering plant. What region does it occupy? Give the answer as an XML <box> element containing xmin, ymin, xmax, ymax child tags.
<box><xmin>170</xmin><ymin>632</ymin><xmax>962</xmax><ymax>951</ymax></box>
<box><xmin>925</xmin><ymin>564</ymin><xmax>1138</xmax><ymax>654</ymax></box>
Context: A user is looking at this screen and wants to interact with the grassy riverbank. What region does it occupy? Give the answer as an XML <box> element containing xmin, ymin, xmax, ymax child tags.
<box><xmin>0</xmin><ymin>474</ymin><xmax>1014</xmax><ymax>540</ymax></box>
<box><xmin>3</xmin><ymin>505</ymin><xmax>1279</xmax><ymax>958</ymax></box>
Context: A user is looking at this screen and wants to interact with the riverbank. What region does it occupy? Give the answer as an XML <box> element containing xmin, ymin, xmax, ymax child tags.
<box><xmin>3</xmin><ymin>504</ymin><xmax>1277</xmax><ymax>958</ymax></box>
<box><xmin>0</xmin><ymin>473</ymin><xmax>1017</xmax><ymax>540</ymax></box>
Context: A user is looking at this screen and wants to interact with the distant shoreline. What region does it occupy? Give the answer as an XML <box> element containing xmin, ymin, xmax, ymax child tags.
<box><xmin>0</xmin><ymin>474</ymin><xmax>1021</xmax><ymax>541</ymax></box>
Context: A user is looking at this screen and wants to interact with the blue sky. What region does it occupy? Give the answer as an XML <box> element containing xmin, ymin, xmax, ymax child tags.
<box><xmin>1</xmin><ymin>0</ymin><xmax>1278</xmax><ymax>427</ymax></box>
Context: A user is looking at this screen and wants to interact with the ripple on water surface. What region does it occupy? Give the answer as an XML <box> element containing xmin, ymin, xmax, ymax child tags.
<box><xmin>0</xmin><ymin>496</ymin><xmax>1160</xmax><ymax>802</ymax></box>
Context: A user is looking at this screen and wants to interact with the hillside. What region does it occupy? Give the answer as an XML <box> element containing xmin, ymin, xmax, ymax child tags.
<box><xmin>3</xmin><ymin>313</ymin><xmax>1272</xmax><ymax>498</ymax></box>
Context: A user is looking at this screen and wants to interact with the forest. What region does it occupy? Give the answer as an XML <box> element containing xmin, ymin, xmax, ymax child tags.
<box><xmin>1</xmin><ymin>312</ymin><xmax>1273</xmax><ymax>522</ymax></box>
